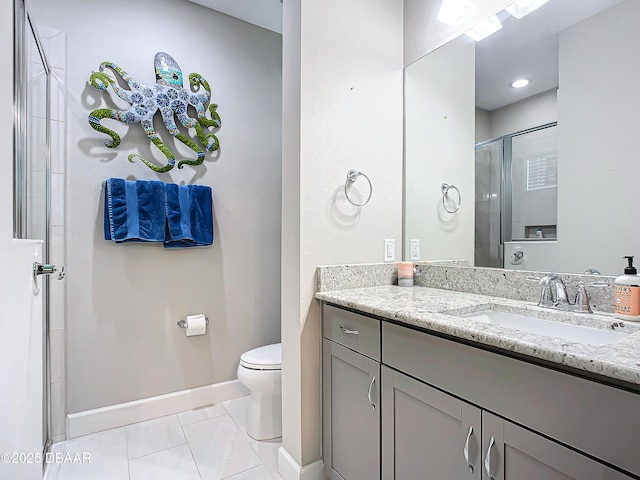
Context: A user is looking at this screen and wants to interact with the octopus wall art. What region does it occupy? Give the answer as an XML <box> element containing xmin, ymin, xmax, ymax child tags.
<box><xmin>88</xmin><ymin>52</ymin><xmax>221</xmax><ymax>173</ymax></box>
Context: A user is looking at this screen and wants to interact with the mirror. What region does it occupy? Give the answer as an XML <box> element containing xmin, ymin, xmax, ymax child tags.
<box><xmin>404</xmin><ymin>0</ymin><xmax>640</xmax><ymax>276</ymax></box>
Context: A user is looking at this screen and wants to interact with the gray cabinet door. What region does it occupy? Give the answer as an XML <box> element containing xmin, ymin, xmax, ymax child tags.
<box><xmin>382</xmin><ymin>366</ymin><xmax>482</xmax><ymax>480</ymax></box>
<box><xmin>482</xmin><ymin>412</ymin><xmax>634</xmax><ymax>480</ymax></box>
<box><xmin>323</xmin><ymin>339</ymin><xmax>380</xmax><ymax>480</ymax></box>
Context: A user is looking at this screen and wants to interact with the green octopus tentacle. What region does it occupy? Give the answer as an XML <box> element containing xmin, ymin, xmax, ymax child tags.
<box><xmin>189</xmin><ymin>73</ymin><xmax>222</xmax><ymax>129</ymax></box>
<box><xmin>89</xmin><ymin>71</ymin><xmax>135</xmax><ymax>103</ymax></box>
<box><xmin>88</xmin><ymin>108</ymin><xmax>121</xmax><ymax>148</ymax></box>
<box><xmin>188</xmin><ymin>73</ymin><xmax>221</xmax><ymax>152</ymax></box>
<box><xmin>90</xmin><ymin>71</ymin><xmax>115</xmax><ymax>90</ymax></box>
<box><xmin>175</xmin><ymin>133</ymin><xmax>206</xmax><ymax>169</ymax></box>
<box><xmin>128</xmin><ymin>136</ymin><xmax>176</xmax><ymax>173</ymax></box>
<box><xmin>194</xmin><ymin>122</ymin><xmax>220</xmax><ymax>153</ymax></box>
<box><xmin>189</xmin><ymin>73</ymin><xmax>209</xmax><ymax>95</ymax></box>
<box><xmin>100</xmin><ymin>62</ymin><xmax>143</xmax><ymax>91</ymax></box>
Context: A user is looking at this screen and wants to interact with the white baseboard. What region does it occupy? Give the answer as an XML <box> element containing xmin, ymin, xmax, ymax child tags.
<box><xmin>66</xmin><ymin>379</ymin><xmax>249</xmax><ymax>439</ymax></box>
<box><xmin>278</xmin><ymin>446</ymin><xmax>324</xmax><ymax>480</ymax></box>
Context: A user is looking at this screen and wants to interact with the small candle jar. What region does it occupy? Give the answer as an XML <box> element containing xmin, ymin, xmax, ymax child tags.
<box><xmin>398</xmin><ymin>261</ymin><xmax>414</xmax><ymax>287</ymax></box>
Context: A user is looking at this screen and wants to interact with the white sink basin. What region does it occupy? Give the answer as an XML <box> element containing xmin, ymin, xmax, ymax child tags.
<box><xmin>461</xmin><ymin>310</ymin><xmax>627</xmax><ymax>345</ymax></box>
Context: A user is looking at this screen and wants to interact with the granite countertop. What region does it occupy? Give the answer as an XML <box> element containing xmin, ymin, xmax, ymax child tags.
<box><xmin>315</xmin><ymin>285</ymin><xmax>640</xmax><ymax>387</ymax></box>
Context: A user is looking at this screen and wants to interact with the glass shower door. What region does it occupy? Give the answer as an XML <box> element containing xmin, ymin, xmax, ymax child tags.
<box><xmin>511</xmin><ymin>126</ymin><xmax>558</xmax><ymax>240</ymax></box>
<box><xmin>475</xmin><ymin>140</ymin><xmax>504</xmax><ymax>268</ymax></box>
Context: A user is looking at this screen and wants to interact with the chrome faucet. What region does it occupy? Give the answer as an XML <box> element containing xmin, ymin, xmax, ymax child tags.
<box><xmin>535</xmin><ymin>274</ymin><xmax>607</xmax><ymax>313</ymax></box>
<box><xmin>538</xmin><ymin>274</ymin><xmax>572</xmax><ymax>310</ymax></box>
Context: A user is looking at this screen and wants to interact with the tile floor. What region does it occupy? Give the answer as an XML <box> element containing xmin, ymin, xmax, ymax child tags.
<box><xmin>44</xmin><ymin>396</ymin><xmax>283</xmax><ymax>480</ymax></box>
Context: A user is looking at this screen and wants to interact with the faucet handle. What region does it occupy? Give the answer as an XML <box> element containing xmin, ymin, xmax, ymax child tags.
<box><xmin>573</xmin><ymin>284</ymin><xmax>592</xmax><ymax>313</ymax></box>
<box><xmin>573</xmin><ymin>281</ymin><xmax>608</xmax><ymax>313</ymax></box>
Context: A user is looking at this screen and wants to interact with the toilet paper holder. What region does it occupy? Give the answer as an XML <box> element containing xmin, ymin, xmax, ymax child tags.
<box><xmin>177</xmin><ymin>317</ymin><xmax>209</xmax><ymax>328</ymax></box>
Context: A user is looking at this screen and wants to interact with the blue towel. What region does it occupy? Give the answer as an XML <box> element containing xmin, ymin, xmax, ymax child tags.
<box><xmin>164</xmin><ymin>184</ymin><xmax>214</xmax><ymax>248</ymax></box>
<box><xmin>104</xmin><ymin>178</ymin><xmax>166</xmax><ymax>243</ymax></box>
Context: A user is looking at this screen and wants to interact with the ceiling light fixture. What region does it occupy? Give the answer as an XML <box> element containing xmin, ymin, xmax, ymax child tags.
<box><xmin>511</xmin><ymin>78</ymin><xmax>531</xmax><ymax>88</ymax></box>
<box><xmin>437</xmin><ymin>0</ymin><xmax>478</xmax><ymax>27</ymax></box>
<box><xmin>465</xmin><ymin>15</ymin><xmax>502</xmax><ymax>41</ymax></box>
<box><xmin>505</xmin><ymin>0</ymin><xmax>549</xmax><ymax>19</ymax></box>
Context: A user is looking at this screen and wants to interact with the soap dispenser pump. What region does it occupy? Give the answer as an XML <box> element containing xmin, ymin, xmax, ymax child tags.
<box><xmin>614</xmin><ymin>256</ymin><xmax>640</xmax><ymax>321</ymax></box>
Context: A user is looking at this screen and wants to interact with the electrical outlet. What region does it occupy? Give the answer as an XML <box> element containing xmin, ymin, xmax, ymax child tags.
<box><xmin>384</xmin><ymin>239</ymin><xmax>395</xmax><ymax>262</ymax></box>
<box><xmin>410</xmin><ymin>239</ymin><xmax>420</xmax><ymax>261</ymax></box>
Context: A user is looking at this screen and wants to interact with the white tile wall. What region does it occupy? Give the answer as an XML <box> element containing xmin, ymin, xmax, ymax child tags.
<box><xmin>50</xmin><ymin>68</ymin><xmax>66</xmax><ymax>122</ymax></box>
<box><xmin>37</xmin><ymin>26</ymin><xmax>67</xmax><ymax>441</ymax></box>
<box><xmin>51</xmin><ymin>381</ymin><xmax>66</xmax><ymax>436</ymax></box>
<box><xmin>50</xmin><ymin>330</ymin><xmax>65</xmax><ymax>383</ymax></box>
<box><xmin>50</xmin><ymin>173</ymin><xmax>65</xmax><ymax>226</ymax></box>
<box><xmin>51</xmin><ymin>120</ymin><xmax>66</xmax><ymax>174</ymax></box>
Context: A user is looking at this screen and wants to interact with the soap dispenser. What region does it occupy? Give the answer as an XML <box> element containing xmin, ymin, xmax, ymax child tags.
<box><xmin>614</xmin><ymin>256</ymin><xmax>640</xmax><ymax>321</ymax></box>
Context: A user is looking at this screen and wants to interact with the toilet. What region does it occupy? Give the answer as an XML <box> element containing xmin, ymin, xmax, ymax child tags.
<box><xmin>237</xmin><ymin>343</ymin><xmax>282</xmax><ymax>440</ymax></box>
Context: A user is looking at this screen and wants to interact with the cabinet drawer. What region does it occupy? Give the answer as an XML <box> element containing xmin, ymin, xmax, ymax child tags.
<box><xmin>323</xmin><ymin>304</ymin><xmax>380</xmax><ymax>360</ymax></box>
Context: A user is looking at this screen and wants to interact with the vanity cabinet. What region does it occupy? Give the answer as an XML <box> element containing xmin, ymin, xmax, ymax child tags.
<box><xmin>322</xmin><ymin>303</ymin><xmax>640</xmax><ymax>479</ymax></box>
<box><xmin>382</xmin><ymin>367</ymin><xmax>633</xmax><ymax>479</ymax></box>
<box><xmin>382</xmin><ymin>320</ymin><xmax>640</xmax><ymax>478</ymax></box>
<box><xmin>322</xmin><ymin>305</ymin><xmax>380</xmax><ymax>480</ymax></box>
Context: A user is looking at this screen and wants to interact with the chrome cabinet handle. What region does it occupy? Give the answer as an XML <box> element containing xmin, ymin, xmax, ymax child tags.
<box><xmin>367</xmin><ymin>376</ymin><xmax>376</xmax><ymax>410</ymax></box>
<box><xmin>463</xmin><ymin>426</ymin><xmax>474</xmax><ymax>473</ymax></box>
<box><xmin>339</xmin><ymin>325</ymin><xmax>359</xmax><ymax>335</ymax></box>
<box><xmin>484</xmin><ymin>436</ymin><xmax>495</xmax><ymax>480</ymax></box>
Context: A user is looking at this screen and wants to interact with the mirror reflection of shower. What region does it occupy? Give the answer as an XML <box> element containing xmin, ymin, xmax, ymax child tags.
<box><xmin>475</xmin><ymin>123</ymin><xmax>558</xmax><ymax>268</ymax></box>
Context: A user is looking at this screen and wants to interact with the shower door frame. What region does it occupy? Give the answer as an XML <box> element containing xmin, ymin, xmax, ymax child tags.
<box><xmin>13</xmin><ymin>0</ymin><xmax>53</xmax><ymax>457</ymax></box>
<box><xmin>475</xmin><ymin>121</ymin><xmax>557</xmax><ymax>268</ymax></box>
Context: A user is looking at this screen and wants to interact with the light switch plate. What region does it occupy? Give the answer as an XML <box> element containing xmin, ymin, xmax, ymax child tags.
<box><xmin>410</xmin><ymin>239</ymin><xmax>420</xmax><ymax>260</ymax></box>
<box><xmin>384</xmin><ymin>239</ymin><xmax>395</xmax><ymax>262</ymax></box>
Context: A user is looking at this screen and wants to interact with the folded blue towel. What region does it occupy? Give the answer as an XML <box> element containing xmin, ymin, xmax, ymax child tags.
<box><xmin>104</xmin><ymin>178</ymin><xmax>166</xmax><ymax>243</ymax></box>
<box><xmin>164</xmin><ymin>184</ymin><xmax>214</xmax><ymax>248</ymax></box>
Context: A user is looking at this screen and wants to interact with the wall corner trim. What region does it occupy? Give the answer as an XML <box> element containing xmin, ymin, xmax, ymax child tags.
<box><xmin>66</xmin><ymin>379</ymin><xmax>249</xmax><ymax>439</ymax></box>
<box><xmin>277</xmin><ymin>446</ymin><xmax>324</xmax><ymax>480</ymax></box>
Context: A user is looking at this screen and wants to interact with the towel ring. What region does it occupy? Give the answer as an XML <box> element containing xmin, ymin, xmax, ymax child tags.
<box><xmin>441</xmin><ymin>183</ymin><xmax>461</xmax><ymax>213</ymax></box>
<box><xmin>345</xmin><ymin>169</ymin><xmax>372</xmax><ymax>207</ymax></box>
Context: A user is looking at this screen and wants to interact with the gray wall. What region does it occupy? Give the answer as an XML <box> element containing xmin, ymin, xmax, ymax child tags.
<box><xmin>555</xmin><ymin>0</ymin><xmax>640</xmax><ymax>275</ymax></box>
<box><xmin>486</xmin><ymin>89</ymin><xmax>557</xmax><ymax>141</ymax></box>
<box><xmin>29</xmin><ymin>0</ymin><xmax>282</xmax><ymax>413</ymax></box>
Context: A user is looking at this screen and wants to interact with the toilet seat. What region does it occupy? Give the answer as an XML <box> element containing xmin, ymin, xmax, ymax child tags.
<box><xmin>240</xmin><ymin>343</ymin><xmax>281</xmax><ymax>370</ymax></box>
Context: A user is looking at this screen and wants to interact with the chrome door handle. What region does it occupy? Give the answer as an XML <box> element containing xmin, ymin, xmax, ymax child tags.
<box><xmin>463</xmin><ymin>426</ymin><xmax>474</xmax><ymax>474</ymax></box>
<box><xmin>484</xmin><ymin>436</ymin><xmax>495</xmax><ymax>480</ymax></box>
<box><xmin>33</xmin><ymin>262</ymin><xmax>65</xmax><ymax>280</ymax></box>
<box><xmin>339</xmin><ymin>325</ymin><xmax>359</xmax><ymax>335</ymax></box>
<box><xmin>367</xmin><ymin>376</ymin><xmax>376</xmax><ymax>410</ymax></box>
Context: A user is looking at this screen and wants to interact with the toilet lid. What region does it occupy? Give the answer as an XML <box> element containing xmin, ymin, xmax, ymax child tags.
<box><xmin>240</xmin><ymin>343</ymin><xmax>281</xmax><ymax>370</ymax></box>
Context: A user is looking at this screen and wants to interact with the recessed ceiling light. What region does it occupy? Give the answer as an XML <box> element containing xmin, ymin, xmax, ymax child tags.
<box><xmin>505</xmin><ymin>0</ymin><xmax>549</xmax><ymax>19</ymax></box>
<box><xmin>465</xmin><ymin>15</ymin><xmax>502</xmax><ymax>42</ymax></box>
<box><xmin>511</xmin><ymin>78</ymin><xmax>531</xmax><ymax>88</ymax></box>
<box><xmin>437</xmin><ymin>0</ymin><xmax>478</xmax><ymax>27</ymax></box>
